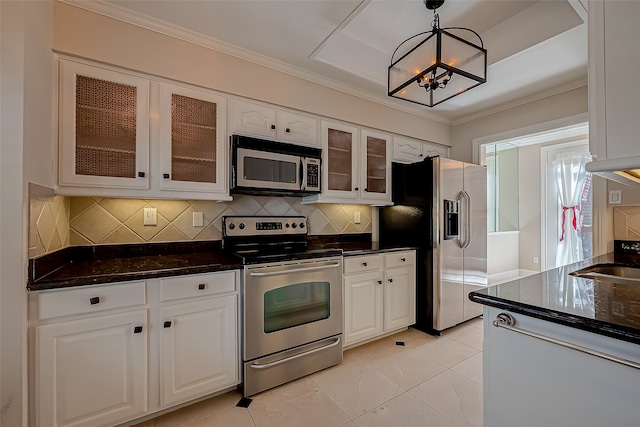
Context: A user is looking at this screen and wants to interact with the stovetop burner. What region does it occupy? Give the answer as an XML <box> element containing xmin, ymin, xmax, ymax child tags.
<box><xmin>222</xmin><ymin>215</ymin><xmax>342</xmax><ymax>264</ymax></box>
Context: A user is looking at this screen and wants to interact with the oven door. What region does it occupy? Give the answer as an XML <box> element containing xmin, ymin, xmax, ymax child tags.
<box><xmin>236</xmin><ymin>148</ymin><xmax>301</xmax><ymax>191</ymax></box>
<box><xmin>243</xmin><ymin>257</ymin><xmax>343</xmax><ymax>361</ymax></box>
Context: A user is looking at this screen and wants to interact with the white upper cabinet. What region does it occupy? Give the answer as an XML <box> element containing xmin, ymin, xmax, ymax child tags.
<box><xmin>393</xmin><ymin>135</ymin><xmax>449</xmax><ymax>164</ymax></box>
<box><xmin>360</xmin><ymin>129</ymin><xmax>392</xmax><ymax>203</ymax></box>
<box><xmin>228</xmin><ymin>98</ymin><xmax>318</xmax><ymax>147</ymax></box>
<box><xmin>157</xmin><ymin>82</ymin><xmax>227</xmax><ymax>193</ymax></box>
<box><xmin>588</xmin><ymin>0</ymin><xmax>640</xmax><ymax>170</ymax></box>
<box><xmin>57</xmin><ymin>59</ymin><xmax>230</xmax><ymax>200</ymax></box>
<box><xmin>303</xmin><ymin>121</ymin><xmax>392</xmax><ymax>205</ymax></box>
<box><xmin>59</xmin><ymin>60</ymin><xmax>150</xmax><ymax>190</ymax></box>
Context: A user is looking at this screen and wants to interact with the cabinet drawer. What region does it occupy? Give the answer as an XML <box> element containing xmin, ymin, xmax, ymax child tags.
<box><xmin>344</xmin><ymin>255</ymin><xmax>382</xmax><ymax>274</ymax></box>
<box><xmin>160</xmin><ymin>271</ymin><xmax>236</xmax><ymax>302</ymax></box>
<box><xmin>37</xmin><ymin>281</ymin><xmax>146</xmax><ymax>321</ymax></box>
<box><xmin>384</xmin><ymin>251</ymin><xmax>415</xmax><ymax>268</ymax></box>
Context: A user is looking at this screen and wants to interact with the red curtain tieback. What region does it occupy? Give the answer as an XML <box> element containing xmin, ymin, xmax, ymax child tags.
<box><xmin>560</xmin><ymin>205</ymin><xmax>579</xmax><ymax>242</ymax></box>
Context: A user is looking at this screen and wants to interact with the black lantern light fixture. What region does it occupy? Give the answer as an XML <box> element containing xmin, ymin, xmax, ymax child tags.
<box><xmin>388</xmin><ymin>0</ymin><xmax>487</xmax><ymax>107</ymax></box>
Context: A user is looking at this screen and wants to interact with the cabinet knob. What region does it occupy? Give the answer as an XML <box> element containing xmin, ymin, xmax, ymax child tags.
<box><xmin>364</xmin><ymin>188</ymin><xmax>368</xmax><ymax>192</ymax></box>
<box><xmin>89</xmin><ymin>296</ymin><xmax>100</xmax><ymax>305</ymax></box>
<box><xmin>164</xmin><ymin>321</ymin><xmax>172</xmax><ymax>328</ymax></box>
<box><xmin>285</xmin><ymin>128</ymin><xmax>291</xmax><ymax>133</ymax></box>
<box><xmin>377</xmin><ymin>280</ymin><xmax>382</xmax><ymax>285</ymax></box>
<box><xmin>270</xmin><ymin>124</ymin><xmax>276</xmax><ymax>130</ymax></box>
<box><xmin>362</xmin><ymin>262</ymin><xmax>368</xmax><ymax>267</ymax></box>
<box><xmin>401</xmin><ymin>258</ymin><xmax>406</xmax><ymax>262</ymax></box>
<box><xmin>133</xmin><ymin>326</ymin><xmax>143</xmax><ymax>334</ymax></box>
<box><xmin>198</xmin><ymin>283</ymin><xmax>206</xmax><ymax>290</ymax></box>
<box><xmin>419</xmin><ymin>154</ymin><xmax>424</xmax><ymax>157</ymax></box>
<box><xmin>388</xmin><ymin>278</ymin><xmax>393</xmax><ymax>283</ymax></box>
<box><xmin>163</xmin><ymin>173</ymin><xmax>170</xmax><ymax>179</ymax></box>
<box><xmin>354</xmin><ymin>187</ymin><xmax>359</xmax><ymax>191</ymax></box>
<box><xmin>138</xmin><ymin>172</ymin><xmax>146</xmax><ymax>178</ymax></box>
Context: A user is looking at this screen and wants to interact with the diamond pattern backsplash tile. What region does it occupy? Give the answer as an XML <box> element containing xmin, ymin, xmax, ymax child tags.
<box><xmin>31</xmin><ymin>194</ymin><xmax>372</xmax><ymax>256</ymax></box>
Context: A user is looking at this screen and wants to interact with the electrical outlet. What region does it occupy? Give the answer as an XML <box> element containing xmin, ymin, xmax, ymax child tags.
<box><xmin>143</xmin><ymin>208</ymin><xmax>157</xmax><ymax>226</ymax></box>
<box><xmin>193</xmin><ymin>212</ymin><xmax>204</xmax><ymax>227</ymax></box>
<box><xmin>533</xmin><ymin>256</ymin><xmax>539</xmax><ymax>264</ymax></box>
<box><xmin>354</xmin><ymin>211</ymin><xmax>361</xmax><ymax>224</ymax></box>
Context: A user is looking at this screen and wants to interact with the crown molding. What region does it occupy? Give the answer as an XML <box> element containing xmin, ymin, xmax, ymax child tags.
<box><xmin>57</xmin><ymin>0</ymin><xmax>451</xmax><ymax>125</ymax></box>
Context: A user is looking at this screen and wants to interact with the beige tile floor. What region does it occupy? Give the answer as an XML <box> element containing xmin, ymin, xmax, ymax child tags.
<box><xmin>133</xmin><ymin>318</ymin><xmax>484</xmax><ymax>427</ymax></box>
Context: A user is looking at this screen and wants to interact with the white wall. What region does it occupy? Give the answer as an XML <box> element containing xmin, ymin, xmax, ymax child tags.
<box><xmin>0</xmin><ymin>1</ymin><xmax>54</xmax><ymax>425</ymax></box>
<box><xmin>450</xmin><ymin>86</ymin><xmax>588</xmax><ymax>163</ymax></box>
<box><xmin>52</xmin><ymin>2</ymin><xmax>451</xmax><ymax>147</ymax></box>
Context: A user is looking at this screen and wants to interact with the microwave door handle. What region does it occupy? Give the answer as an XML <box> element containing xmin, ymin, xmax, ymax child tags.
<box><xmin>300</xmin><ymin>158</ymin><xmax>307</xmax><ymax>191</ymax></box>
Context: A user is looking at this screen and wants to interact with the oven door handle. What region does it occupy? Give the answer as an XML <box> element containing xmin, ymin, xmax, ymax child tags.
<box><xmin>249</xmin><ymin>336</ymin><xmax>342</xmax><ymax>370</ymax></box>
<box><xmin>248</xmin><ymin>262</ymin><xmax>341</xmax><ymax>277</ymax></box>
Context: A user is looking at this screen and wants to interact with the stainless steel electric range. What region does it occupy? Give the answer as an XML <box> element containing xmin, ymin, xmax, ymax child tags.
<box><xmin>222</xmin><ymin>215</ymin><xmax>343</xmax><ymax>397</ymax></box>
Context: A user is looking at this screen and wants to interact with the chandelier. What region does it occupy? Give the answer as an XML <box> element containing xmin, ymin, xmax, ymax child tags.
<box><xmin>388</xmin><ymin>0</ymin><xmax>487</xmax><ymax>107</ymax></box>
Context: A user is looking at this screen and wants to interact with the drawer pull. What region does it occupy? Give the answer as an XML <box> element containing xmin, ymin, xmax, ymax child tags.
<box><xmin>401</xmin><ymin>258</ymin><xmax>406</xmax><ymax>262</ymax></box>
<box><xmin>163</xmin><ymin>173</ymin><xmax>170</xmax><ymax>179</ymax></box>
<box><xmin>377</xmin><ymin>280</ymin><xmax>382</xmax><ymax>285</ymax></box>
<box><xmin>89</xmin><ymin>297</ymin><xmax>100</xmax><ymax>305</ymax></box>
<box><xmin>164</xmin><ymin>321</ymin><xmax>172</xmax><ymax>328</ymax></box>
<box><xmin>198</xmin><ymin>283</ymin><xmax>206</xmax><ymax>290</ymax></box>
<box><xmin>133</xmin><ymin>326</ymin><xmax>143</xmax><ymax>334</ymax></box>
<box><xmin>388</xmin><ymin>278</ymin><xmax>393</xmax><ymax>283</ymax></box>
<box><xmin>362</xmin><ymin>262</ymin><xmax>368</xmax><ymax>267</ymax></box>
<box><xmin>138</xmin><ymin>172</ymin><xmax>145</xmax><ymax>178</ymax></box>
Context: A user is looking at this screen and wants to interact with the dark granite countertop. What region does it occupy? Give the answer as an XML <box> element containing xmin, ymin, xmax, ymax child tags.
<box><xmin>28</xmin><ymin>241</ymin><xmax>242</xmax><ymax>291</ymax></box>
<box><xmin>28</xmin><ymin>235</ymin><xmax>415</xmax><ymax>291</ymax></box>
<box><xmin>469</xmin><ymin>247</ymin><xmax>640</xmax><ymax>345</ymax></box>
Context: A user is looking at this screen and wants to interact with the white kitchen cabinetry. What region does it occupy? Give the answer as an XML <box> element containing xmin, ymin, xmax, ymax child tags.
<box><xmin>157</xmin><ymin>83</ymin><xmax>227</xmax><ymax>194</ymax></box>
<box><xmin>343</xmin><ymin>251</ymin><xmax>415</xmax><ymax>347</ymax></box>
<box><xmin>33</xmin><ymin>281</ymin><xmax>148</xmax><ymax>427</ymax></box>
<box><xmin>228</xmin><ymin>98</ymin><xmax>319</xmax><ymax>147</ymax></box>
<box><xmin>57</xmin><ymin>58</ymin><xmax>230</xmax><ymax>200</ymax></box>
<box><xmin>483</xmin><ymin>306</ymin><xmax>640</xmax><ymax>426</ymax></box>
<box><xmin>30</xmin><ymin>271</ymin><xmax>240</xmax><ymax>427</ymax></box>
<box><xmin>587</xmin><ymin>0</ymin><xmax>640</xmax><ymax>170</ymax></box>
<box><xmin>392</xmin><ymin>135</ymin><xmax>449</xmax><ymax>164</ymax></box>
<box><xmin>304</xmin><ymin>120</ymin><xmax>392</xmax><ymax>205</ymax></box>
<box><xmin>58</xmin><ymin>60</ymin><xmax>150</xmax><ymax>190</ymax></box>
<box><xmin>158</xmin><ymin>272</ymin><xmax>238</xmax><ymax>407</ymax></box>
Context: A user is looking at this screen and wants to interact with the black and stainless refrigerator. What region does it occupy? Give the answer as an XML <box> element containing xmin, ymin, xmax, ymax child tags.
<box><xmin>379</xmin><ymin>156</ymin><xmax>487</xmax><ymax>334</ymax></box>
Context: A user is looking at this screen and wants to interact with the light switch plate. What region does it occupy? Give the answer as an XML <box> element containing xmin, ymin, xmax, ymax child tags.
<box><xmin>143</xmin><ymin>208</ymin><xmax>157</xmax><ymax>226</ymax></box>
<box><xmin>609</xmin><ymin>190</ymin><xmax>622</xmax><ymax>205</ymax></box>
<box><xmin>354</xmin><ymin>211</ymin><xmax>361</xmax><ymax>224</ymax></box>
<box><xmin>193</xmin><ymin>212</ymin><xmax>204</xmax><ymax>227</ymax></box>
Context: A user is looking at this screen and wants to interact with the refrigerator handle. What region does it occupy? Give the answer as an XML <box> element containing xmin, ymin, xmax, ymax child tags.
<box><xmin>459</xmin><ymin>190</ymin><xmax>471</xmax><ymax>249</ymax></box>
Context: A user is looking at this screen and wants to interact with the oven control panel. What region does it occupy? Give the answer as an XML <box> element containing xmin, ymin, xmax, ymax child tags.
<box><xmin>223</xmin><ymin>216</ymin><xmax>307</xmax><ymax>237</ymax></box>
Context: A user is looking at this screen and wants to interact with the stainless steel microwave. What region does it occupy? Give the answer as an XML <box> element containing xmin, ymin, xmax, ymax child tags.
<box><xmin>230</xmin><ymin>135</ymin><xmax>321</xmax><ymax>196</ymax></box>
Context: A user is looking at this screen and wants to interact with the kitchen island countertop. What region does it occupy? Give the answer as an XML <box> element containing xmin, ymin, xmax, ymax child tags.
<box><xmin>469</xmin><ymin>249</ymin><xmax>640</xmax><ymax>345</ymax></box>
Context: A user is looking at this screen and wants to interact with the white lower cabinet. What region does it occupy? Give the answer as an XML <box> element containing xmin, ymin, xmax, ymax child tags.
<box><xmin>343</xmin><ymin>251</ymin><xmax>416</xmax><ymax>347</ymax></box>
<box><xmin>36</xmin><ymin>309</ymin><xmax>148</xmax><ymax>427</ymax></box>
<box><xmin>30</xmin><ymin>271</ymin><xmax>240</xmax><ymax>427</ymax></box>
<box><xmin>160</xmin><ymin>295</ymin><xmax>238</xmax><ymax>407</ymax></box>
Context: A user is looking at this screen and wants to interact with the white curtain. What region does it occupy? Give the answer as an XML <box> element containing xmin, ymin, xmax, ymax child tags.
<box><xmin>553</xmin><ymin>151</ymin><xmax>591</xmax><ymax>267</ymax></box>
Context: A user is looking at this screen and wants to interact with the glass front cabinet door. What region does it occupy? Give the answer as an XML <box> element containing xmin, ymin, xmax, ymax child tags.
<box><xmin>321</xmin><ymin>120</ymin><xmax>359</xmax><ymax>200</ymax></box>
<box><xmin>157</xmin><ymin>83</ymin><xmax>227</xmax><ymax>193</ymax></box>
<box><xmin>58</xmin><ymin>60</ymin><xmax>150</xmax><ymax>189</ymax></box>
<box><xmin>360</xmin><ymin>129</ymin><xmax>391</xmax><ymax>203</ymax></box>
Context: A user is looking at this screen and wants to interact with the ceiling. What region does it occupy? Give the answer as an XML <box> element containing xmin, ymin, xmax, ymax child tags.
<box><xmin>67</xmin><ymin>0</ymin><xmax>588</xmax><ymax>124</ymax></box>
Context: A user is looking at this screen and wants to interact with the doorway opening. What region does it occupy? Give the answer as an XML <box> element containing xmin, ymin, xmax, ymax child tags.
<box><xmin>477</xmin><ymin>120</ymin><xmax>591</xmax><ymax>283</ymax></box>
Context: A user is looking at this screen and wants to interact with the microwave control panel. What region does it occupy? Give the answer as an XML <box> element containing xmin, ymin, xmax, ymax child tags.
<box><xmin>305</xmin><ymin>158</ymin><xmax>320</xmax><ymax>191</ymax></box>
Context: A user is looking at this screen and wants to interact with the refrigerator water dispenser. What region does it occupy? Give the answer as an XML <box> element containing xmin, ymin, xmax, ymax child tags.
<box><xmin>444</xmin><ymin>199</ymin><xmax>459</xmax><ymax>240</ymax></box>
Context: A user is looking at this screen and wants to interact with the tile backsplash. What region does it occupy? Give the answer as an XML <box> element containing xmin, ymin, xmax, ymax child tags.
<box><xmin>30</xmin><ymin>194</ymin><xmax>372</xmax><ymax>257</ymax></box>
<box><xmin>613</xmin><ymin>205</ymin><xmax>640</xmax><ymax>240</ymax></box>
